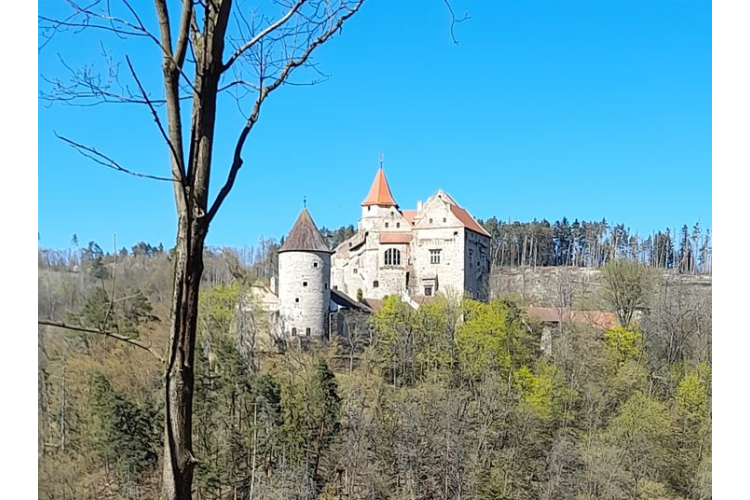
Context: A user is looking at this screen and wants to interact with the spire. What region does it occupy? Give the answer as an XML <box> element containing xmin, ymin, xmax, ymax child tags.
<box><xmin>361</xmin><ymin>167</ymin><xmax>398</xmax><ymax>208</ymax></box>
<box><xmin>279</xmin><ymin>208</ymin><xmax>331</xmax><ymax>253</ymax></box>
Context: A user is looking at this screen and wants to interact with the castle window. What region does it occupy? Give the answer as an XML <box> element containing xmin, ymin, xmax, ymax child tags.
<box><xmin>313</xmin><ymin>262</ymin><xmax>319</xmax><ymax>268</ymax></box>
<box><xmin>306</xmin><ymin>328</ymin><xmax>311</xmax><ymax>337</ymax></box>
<box><xmin>291</xmin><ymin>327</ymin><xmax>297</xmax><ymax>335</ymax></box>
<box><xmin>295</xmin><ymin>298</ymin><xmax>300</xmax><ymax>303</ymax></box>
<box><xmin>385</xmin><ymin>222</ymin><xmax>389</xmax><ymax>228</ymax></box>
<box><xmin>396</xmin><ymin>222</ymin><xmax>401</xmax><ymax>228</ymax></box>
<box><xmin>303</xmin><ymin>281</ymin><xmax>308</xmax><ymax>287</ymax></box>
<box><xmin>443</xmin><ymin>218</ymin><xmax>447</xmax><ymax>223</ymax></box>
<box><xmin>325</xmin><ymin>283</ymin><xmax>328</xmax><ymax>289</ymax></box>
<box><xmin>353</xmin><ymin>268</ymin><xmax>358</xmax><ymax>274</ymax></box>
<box><xmin>429</xmin><ymin>218</ymin><xmax>433</xmax><ymax>223</ymax></box>
<box><xmin>424</xmin><ymin>286</ymin><xmax>433</xmax><ymax>296</ymax></box>
<box><xmin>333</xmin><ymin>285</ymin><xmax>338</xmax><ymax>290</ymax></box>
<box><xmin>373</xmin><ymin>280</ymin><xmax>379</xmax><ymax>288</ymax></box>
<box><xmin>384</xmin><ymin>248</ymin><xmax>401</xmax><ymax>266</ymax></box>
<box><xmin>430</xmin><ymin>249</ymin><xmax>442</xmax><ymax>264</ymax></box>
<box><xmin>454</xmin><ymin>231</ymin><xmax>458</xmax><ymax>236</ymax></box>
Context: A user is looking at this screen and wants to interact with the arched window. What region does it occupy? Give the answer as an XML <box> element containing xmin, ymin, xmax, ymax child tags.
<box><xmin>384</xmin><ymin>248</ymin><xmax>401</xmax><ymax>266</ymax></box>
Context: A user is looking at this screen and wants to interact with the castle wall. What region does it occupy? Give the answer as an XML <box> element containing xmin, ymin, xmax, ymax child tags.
<box><xmin>278</xmin><ymin>250</ymin><xmax>331</xmax><ymax>337</ymax></box>
<box><xmin>464</xmin><ymin>230</ymin><xmax>491</xmax><ymax>300</ymax></box>
<box><xmin>331</xmin><ymin>182</ymin><xmax>491</xmax><ymax>303</ymax></box>
<box><xmin>409</xmin><ymin>195</ymin><xmax>466</xmax><ymax>297</ymax></box>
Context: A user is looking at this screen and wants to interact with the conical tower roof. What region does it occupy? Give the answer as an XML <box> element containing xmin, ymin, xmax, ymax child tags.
<box><xmin>279</xmin><ymin>208</ymin><xmax>331</xmax><ymax>253</ymax></box>
<box><xmin>361</xmin><ymin>167</ymin><xmax>398</xmax><ymax>208</ymax></box>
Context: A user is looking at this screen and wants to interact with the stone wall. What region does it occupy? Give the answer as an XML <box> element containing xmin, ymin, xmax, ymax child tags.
<box><xmin>464</xmin><ymin>229</ymin><xmax>491</xmax><ymax>300</ymax></box>
<box><xmin>278</xmin><ymin>250</ymin><xmax>331</xmax><ymax>337</ymax></box>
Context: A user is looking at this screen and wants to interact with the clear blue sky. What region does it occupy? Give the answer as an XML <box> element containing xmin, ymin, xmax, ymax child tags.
<box><xmin>38</xmin><ymin>0</ymin><xmax>711</xmax><ymax>252</ymax></box>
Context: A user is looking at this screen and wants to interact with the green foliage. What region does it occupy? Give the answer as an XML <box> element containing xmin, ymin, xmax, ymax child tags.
<box><xmin>675</xmin><ymin>363</ymin><xmax>710</xmax><ymax>421</ymax></box>
<box><xmin>281</xmin><ymin>358</ymin><xmax>341</xmax><ymax>469</ymax></box>
<box><xmin>456</xmin><ymin>298</ymin><xmax>534</xmax><ymax>380</ymax></box>
<box><xmin>604</xmin><ymin>326</ymin><xmax>644</xmax><ymax>364</ymax></box>
<box><xmin>198</xmin><ymin>282</ymin><xmax>243</xmax><ymax>338</ymax></box>
<box><xmin>607</xmin><ymin>391</ymin><xmax>673</xmax><ymax>480</ymax></box>
<box><xmin>514</xmin><ymin>362</ymin><xmax>577</xmax><ymax>422</ymax></box>
<box><xmin>38</xmin><ymin>242</ymin><xmax>712</xmax><ymax>500</ymax></box>
<box><xmin>89</xmin><ymin>373</ymin><xmax>158</xmax><ymax>481</ymax></box>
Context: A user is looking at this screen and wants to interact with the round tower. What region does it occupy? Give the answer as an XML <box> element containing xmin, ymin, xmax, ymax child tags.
<box><xmin>277</xmin><ymin>208</ymin><xmax>332</xmax><ymax>338</ymax></box>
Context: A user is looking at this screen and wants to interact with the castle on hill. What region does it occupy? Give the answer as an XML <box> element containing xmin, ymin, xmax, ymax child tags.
<box><xmin>251</xmin><ymin>167</ymin><xmax>491</xmax><ymax>339</ymax></box>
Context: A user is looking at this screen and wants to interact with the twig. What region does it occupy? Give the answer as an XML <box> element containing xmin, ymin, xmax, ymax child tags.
<box><xmin>222</xmin><ymin>0</ymin><xmax>309</xmax><ymax>73</ymax></box>
<box><xmin>55</xmin><ymin>132</ymin><xmax>178</xmax><ymax>182</ymax></box>
<box><xmin>38</xmin><ymin>320</ymin><xmax>164</xmax><ymax>362</ymax></box>
<box><xmin>442</xmin><ymin>0</ymin><xmax>470</xmax><ymax>45</ymax></box>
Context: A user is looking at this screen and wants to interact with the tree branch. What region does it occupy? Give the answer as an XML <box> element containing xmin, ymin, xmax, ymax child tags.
<box><xmin>173</xmin><ymin>0</ymin><xmax>194</xmax><ymax>68</ymax></box>
<box><xmin>55</xmin><ymin>132</ymin><xmax>179</xmax><ymax>182</ymax></box>
<box><xmin>206</xmin><ymin>0</ymin><xmax>365</xmax><ymax>224</ymax></box>
<box><xmin>442</xmin><ymin>0</ymin><xmax>469</xmax><ymax>45</ymax></box>
<box><xmin>38</xmin><ymin>320</ymin><xmax>164</xmax><ymax>362</ymax></box>
<box><xmin>222</xmin><ymin>0</ymin><xmax>308</xmax><ymax>73</ymax></box>
<box><xmin>125</xmin><ymin>55</ymin><xmax>187</xmax><ymax>188</ymax></box>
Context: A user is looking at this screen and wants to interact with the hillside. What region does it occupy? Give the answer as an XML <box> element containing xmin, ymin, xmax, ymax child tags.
<box><xmin>491</xmin><ymin>265</ymin><xmax>712</xmax><ymax>308</ymax></box>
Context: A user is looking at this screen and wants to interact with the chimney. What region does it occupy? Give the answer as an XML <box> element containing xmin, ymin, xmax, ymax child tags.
<box><xmin>417</xmin><ymin>200</ymin><xmax>423</xmax><ymax>212</ymax></box>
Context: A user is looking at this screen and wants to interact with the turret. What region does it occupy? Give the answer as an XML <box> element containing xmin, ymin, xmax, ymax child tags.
<box><xmin>360</xmin><ymin>167</ymin><xmax>398</xmax><ymax>233</ymax></box>
<box><xmin>277</xmin><ymin>208</ymin><xmax>332</xmax><ymax>338</ymax></box>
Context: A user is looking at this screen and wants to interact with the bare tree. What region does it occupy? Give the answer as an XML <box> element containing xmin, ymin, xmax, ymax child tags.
<box><xmin>39</xmin><ymin>1</ymin><xmax>366</xmax><ymax>498</ymax></box>
<box><xmin>600</xmin><ymin>260</ymin><xmax>658</xmax><ymax>328</ymax></box>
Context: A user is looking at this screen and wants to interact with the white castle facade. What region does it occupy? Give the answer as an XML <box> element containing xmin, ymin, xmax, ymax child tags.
<box><xmin>251</xmin><ymin>167</ymin><xmax>491</xmax><ymax>339</ymax></box>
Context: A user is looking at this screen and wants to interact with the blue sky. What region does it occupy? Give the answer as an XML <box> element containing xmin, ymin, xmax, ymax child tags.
<box><xmin>38</xmin><ymin>0</ymin><xmax>711</xmax><ymax>251</ymax></box>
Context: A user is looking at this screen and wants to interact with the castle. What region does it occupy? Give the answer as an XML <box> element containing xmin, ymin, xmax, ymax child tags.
<box><xmin>252</xmin><ymin>167</ymin><xmax>491</xmax><ymax>339</ymax></box>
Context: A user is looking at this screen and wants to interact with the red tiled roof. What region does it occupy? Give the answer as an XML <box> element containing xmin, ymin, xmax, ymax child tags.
<box><xmin>362</xmin><ymin>298</ymin><xmax>383</xmax><ymax>311</ymax></box>
<box><xmin>526</xmin><ymin>307</ymin><xmax>618</xmax><ymax>330</ymax></box>
<box><xmin>401</xmin><ymin>209</ymin><xmax>417</xmax><ymax>225</ymax></box>
<box><xmin>362</xmin><ymin>168</ymin><xmax>398</xmax><ymax>207</ymax></box>
<box><xmin>379</xmin><ymin>233</ymin><xmax>413</xmax><ymax>244</ymax></box>
<box><xmin>450</xmin><ymin>205</ymin><xmax>491</xmax><ymax>237</ymax></box>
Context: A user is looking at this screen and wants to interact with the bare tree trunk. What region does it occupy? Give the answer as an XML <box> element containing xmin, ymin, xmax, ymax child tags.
<box><xmin>162</xmin><ymin>217</ymin><xmax>207</xmax><ymax>500</ymax></box>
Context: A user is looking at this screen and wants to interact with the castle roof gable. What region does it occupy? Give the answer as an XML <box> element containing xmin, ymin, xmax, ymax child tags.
<box><xmin>279</xmin><ymin>208</ymin><xmax>331</xmax><ymax>253</ymax></box>
<box><xmin>450</xmin><ymin>205</ymin><xmax>491</xmax><ymax>237</ymax></box>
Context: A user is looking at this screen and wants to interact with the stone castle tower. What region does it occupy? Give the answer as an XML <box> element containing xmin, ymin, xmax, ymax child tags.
<box><xmin>277</xmin><ymin>208</ymin><xmax>332</xmax><ymax>337</ymax></box>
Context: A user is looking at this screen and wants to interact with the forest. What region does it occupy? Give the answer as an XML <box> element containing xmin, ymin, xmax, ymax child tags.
<box><xmin>38</xmin><ymin>229</ymin><xmax>711</xmax><ymax>500</ymax></box>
